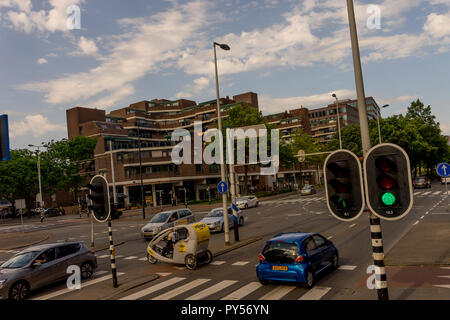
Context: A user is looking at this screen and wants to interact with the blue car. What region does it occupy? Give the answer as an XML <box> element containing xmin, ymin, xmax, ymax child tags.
<box><xmin>256</xmin><ymin>232</ymin><xmax>339</xmax><ymax>288</ymax></box>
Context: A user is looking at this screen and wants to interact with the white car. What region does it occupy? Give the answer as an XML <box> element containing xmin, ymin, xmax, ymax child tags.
<box><xmin>236</xmin><ymin>196</ymin><xmax>259</xmax><ymax>209</ymax></box>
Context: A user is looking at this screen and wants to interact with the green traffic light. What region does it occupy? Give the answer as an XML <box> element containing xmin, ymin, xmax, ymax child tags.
<box><xmin>381</xmin><ymin>192</ymin><xmax>396</xmax><ymax>206</ymax></box>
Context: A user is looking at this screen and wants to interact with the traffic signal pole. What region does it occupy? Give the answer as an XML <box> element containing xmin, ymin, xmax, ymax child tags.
<box><xmin>346</xmin><ymin>0</ymin><xmax>389</xmax><ymax>300</ymax></box>
<box><xmin>108</xmin><ymin>218</ymin><xmax>118</xmax><ymax>288</ymax></box>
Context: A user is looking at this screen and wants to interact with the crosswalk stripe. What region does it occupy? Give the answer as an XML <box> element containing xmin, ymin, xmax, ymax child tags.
<box><xmin>186</xmin><ymin>280</ymin><xmax>238</xmax><ymax>300</ymax></box>
<box><xmin>432</xmin><ymin>191</ymin><xmax>441</xmax><ymax>195</ymax></box>
<box><xmin>221</xmin><ymin>282</ymin><xmax>262</xmax><ymax>300</ymax></box>
<box><xmin>258</xmin><ymin>286</ymin><xmax>296</xmax><ymax>300</ymax></box>
<box><xmin>152</xmin><ymin>278</ymin><xmax>211</xmax><ymax>300</ymax></box>
<box><xmin>120</xmin><ymin>277</ymin><xmax>185</xmax><ymax>300</ymax></box>
<box><xmin>33</xmin><ymin>272</ymin><xmax>125</xmax><ymax>300</ymax></box>
<box><xmin>338</xmin><ymin>265</ymin><xmax>357</xmax><ymax>271</ymax></box>
<box><xmin>210</xmin><ymin>261</ymin><xmax>226</xmax><ymax>265</ymax></box>
<box><xmin>138</xmin><ymin>257</ymin><xmax>147</xmax><ymax>261</ymax></box>
<box><xmin>156</xmin><ymin>273</ymin><xmax>172</xmax><ymax>277</ymax></box>
<box><xmin>422</xmin><ymin>191</ymin><xmax>432</xmax><ymax>195</ymax></box>
<box><xmin>98</xmin><ymin>255</ymin><xmax>109</xmax><ymax>258</ymax></box>
<box><xmin>232</xmin><ymin>261</ymin><xmax>250</xmax><ymax>266</ymax></box>
<box><xmin>298</xmin><ymin>286</ymin><xmax>331</xmax><ymax>300</ymax></box>
<box><xmin>124</xmin><ymin>256</ymin><xmax>138</xmax><ymax>260</ymax></box>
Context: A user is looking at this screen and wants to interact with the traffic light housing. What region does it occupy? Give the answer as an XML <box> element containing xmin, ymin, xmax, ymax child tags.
<box><xmin>363</xmin><ymin>143</ymin><xmax>413</xmax><ymax>221</ymax></box>
<box><xmin>324</xmin><ymin>150</ymin><xmax>365</xmax><ymax>221</ymax></box>
<box><xmin>0</xmin><ymin>115</ymin><xmax>10</xmax><ymax>161</ymax></box>
<box><xmin>87</xmin><ymin>175</ymin><xmax>110</xmax><ymax>222</ymax></box>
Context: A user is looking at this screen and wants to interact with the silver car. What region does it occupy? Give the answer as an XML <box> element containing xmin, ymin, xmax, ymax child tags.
<box><xmin>236</xmin><ymin>196</ymin><xmax>259</xmax><ymax>209</ymax></box>
<box><xmin>200</xmin><ymin>207</ymin><xmax>244</xmax><ymax>232</ymax></box>
<box><xmin>141</xmin><ymin>209</ymin><xmax>195</xmax><ymax>240</ymax></box>
<box><xmin>0</xmin><ymin>242</ymin><xmax>97</xmax><ymax>300</ymax></box>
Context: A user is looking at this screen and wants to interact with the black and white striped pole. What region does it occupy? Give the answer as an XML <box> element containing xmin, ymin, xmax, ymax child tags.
<box><xmin>346</xmin><ymin>0</ymin><xmax>389</xmax><ymax>300</ymax></box>
<box><xmin>108</xmin><ymin>218</ymin><xmax>118</xmax><ymax>288</ymax></box>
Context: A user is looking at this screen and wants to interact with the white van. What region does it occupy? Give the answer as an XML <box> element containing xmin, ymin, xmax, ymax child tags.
<box><xmin>141</xmin><ymin>209</ymin><xmax>195</xmax><ymax>240</ymax></box>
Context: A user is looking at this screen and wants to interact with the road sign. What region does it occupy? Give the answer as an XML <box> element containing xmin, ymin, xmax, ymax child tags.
<box><xmin>436</xmin><ymin>163</ymin><xmax>450</xmax><ymax>177</ymax></box>
<box><xmin>364</xmin><ymin>143</ymin><xmax>413</xmax><ymax>221</ymax></box>
<box><xmin>217</xmin><ymin>181</ymin><xmax>228</xmax><ymax>194</ymax></box>
<box><xmin>0</xmin><ymin>115</ymin><xmax>10</xmax><ymax>161</ymax></box>
<box><xmin>297</xmin><ymin>150</ymin><xmax>306</xmax><ymax>162</ymax></box>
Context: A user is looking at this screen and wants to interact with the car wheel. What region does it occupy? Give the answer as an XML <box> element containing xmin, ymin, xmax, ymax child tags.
<box><xmin>239</xmin><ymin>217</ymin><xmax>244</xmax><ymax>226</ymax></box>
<box><xmin>9</xmin><ymin>281</ymin><xmax>30</xmax><ymax>301</ymax></box>
<box><xmin>304</xmin><ymin>270</ymin><xmax>315</xmax><ymax>289</ymax></box>
<box><xmin>185</xmin><ymin>254</ymin><xmax>197</xmax><ymax>270</ymax></box>
<box><xmin>147</xmin><ymin>253</ymin><xmax>158</xmax><ymax>264</ymax></box>
<box><xmin>204</xmin><ymin>250</ymin><xmax>213</xmax><ymax>264</ymax></box>
<box><xmin>81</xmin><ymin>262</ymin><xmax>94</xmax><ymax>279</ymax></box>
<box><xmin>258</xmin><ymin>278</ymin><xmax>269</xmax><ymax>285</ymax></box>
<box><xmin>220</xmin><ymin>223</ymin><xmax>224</xmax><ymax>232</ymax></box>
<box><xmin>332</xmin><ymin>253</ymin><xmax>339</xmax><ymax>269</ymax></box>
<box><xmin>255</xmin><ymin>201</ymin><xmax>258</xmax><ymax>207</ymax></box>
<box><xmin>245</xmin><ymin>204</ymin><xmax>248</xmax><ymax>209</ymax></box>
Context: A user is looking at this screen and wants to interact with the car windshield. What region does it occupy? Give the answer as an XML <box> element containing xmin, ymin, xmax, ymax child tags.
<box><xmin>1</xmin><ymin>251</ymin><xmax>40</xmax><ymax>269</ymax></box>
<box><xmin>150</xmin><ymin>212</ymin><xmax>169</xmax><ymax>223</ymax></box>
<box><xmin>206</xmin><ymin>209</ymin><xmax>223</xmax><ymax>217</ymax></box>
<box><xmin>415</xmin><ymin>177</ymin><xmax>425</xmax><ymax>182</ymax></box>
<box><xmin>262</xmin><ymin>242</ymin><xmax>298</xmax><ymax>264</ymax></box>
<box><xmin>237</xmin><ymin>197</ymin><xmax>248</xmax><ymax>201</ymax></box>
<box><xmin>302</xmin><ymin>186</ymin><xmax>311</xmax><ymax>190</ymax></box>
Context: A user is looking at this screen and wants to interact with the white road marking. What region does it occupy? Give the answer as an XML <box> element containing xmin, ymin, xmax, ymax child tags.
<box><xmin>95</xmin><ymin>270</ymin><xmax>108</xmax><ymax>276</ymax></box>
<box><xmin>433</xmin><ymin>284</ymin><xmax>450</xmax><ymax>289</ymax></box>
<box><xmin>338</xmin><ymin>265</ymin><xmax>357</xmax><ymax>271</ymax></box>
<box><xmin>221</xmin><ymin>282</ymin><xmax>263</xmax><ymax>300</ymax></box>
<box><xmin>186</xmin><ymin>280</ymin><xmax>237</xmax><ymax>300</ymax></box>
<box><xmin>298</xmin><ymin>286</ymin><xmax>331</xmax><ymax>300</ymax></box>
<box><xmin>437</xmin><ymin>275</ymin><xmax>450</xmax><ymax>279</ymax></box>
<box><xmin>124</xmin><ymin>256</ymin><xmax>138</xmax><ymax>260</ymax></box>
<box><xmin>422</xmin><ymin>191</ymin><xmax>432</xmax><ymax>196</ymax></box>
<box><xmin>98</xmin><ymin>254</ymin><xmax>109</xmax><ymax>258</ymax></box>
<box><xmin>210</xmin><ymin>261</ymin><xmax>226</xmax><ymax>265</ymax></box>
<box><xmin>413</xmin><ymin>221</ymin><xmax>419</xmax><ymax>225</ymax></box>
<box><xmin>441</xmin><ymin>267</ymin><xmax>450</xmax><ymax>270</ymax></box>
<box><xmin>349</xmin><ymin>224</ymin><xmax>356</xmax><ymax>228</ymax></box>
<box><xmin>258</xmin><ymin>286</ymin><xmax>296</xmax><ymax>300</ymax></box>
<box><xmin>432</xmin><ymin>191</ymin><xmax>441</xmax><ymax>195</ymax></box>
<box><xmin>114</xmin><ymin>255</ymin><xmax>124</xmax><ymax>258</ymax></box>
<box><xmin>120</xmin><ymin>277</ymin><xmax>185</xmax><ymax>300</ymax></box>
<box><xmin>33</xmin><ymin>272</ymin><xmax>125</xmax><ymax>300</ymax></box>
<box><xmin>156</xmin><ymin>272</ymin><xmax>172</xmax><ymax>277</ymax></box>
<box><xmin>420</xmin><ymin>216</ymin><xmax>424</xmax><ymax>219</ymax></box>
<box><xmin>232</xmin><ymin>261</ymin><xmax>250</xmax><ymax>266</ymax></box>
<box><xmin>327</xmin><ymin>236</ymin><xmax>333</xmax><ymax>240</ymax></box>
<box><xmin>152</xmin><ymin>278</ymin><xmax>211</xmax><ymax>300</ymax></box>
<box><xmin>138</xmin><ymin>257</ymin><xmax>147</xmax><ymax>261</ymax></box>
<box><xmin>432</xmin><ymin>212</ymin><xmax>450</xmax><ymax>215</ymax></box>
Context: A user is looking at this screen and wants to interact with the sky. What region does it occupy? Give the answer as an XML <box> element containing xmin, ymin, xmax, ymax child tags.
<box><xmin>1</xmin><ymin>0</ymin><xmax>450</xmax><ymax>149</ymax></box>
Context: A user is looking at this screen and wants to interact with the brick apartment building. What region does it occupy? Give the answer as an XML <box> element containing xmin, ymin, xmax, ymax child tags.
<box><xmin>66</xmin><ymin>92</ymin><xmax>379</xmax><ymax>207</ymax></box>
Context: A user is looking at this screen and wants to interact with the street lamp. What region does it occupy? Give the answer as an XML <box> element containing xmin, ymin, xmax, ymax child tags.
<box><xmin>331</xmin><ymin>93</ymin><xmax>343</xmax><ymax>149</ymax></box>
<box><xmin>213</xmin><ymin>41</ymin><xmax>231</xmax><ymax>245</ymax></box>
<box><xmin>29</xmin><ymin>143</ymin><xmax>46</xmax><ymax>222</ymax></box>
<box><xmin>376</xmin><ymin>104</ymin><xmax>389</xmax><ymax>144</ymax></box>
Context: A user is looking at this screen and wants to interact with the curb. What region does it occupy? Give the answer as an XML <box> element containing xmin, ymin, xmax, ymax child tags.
<box><xmin>0</xmin><ymin>234</ymin><xmax>51</xmax><ymax>251</ymax></box>
<box><xmin>212</xmin><ymin>236</ymin><xmax>263</xmax><ymax>257</ymax></box>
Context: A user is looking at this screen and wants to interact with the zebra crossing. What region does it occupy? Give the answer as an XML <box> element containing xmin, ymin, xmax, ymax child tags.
<box><xmin>119</xmin><ymin>274</ymin><xmax>332</xmax><ymax>300</ymax></box>
<box><xmin>261</xmin><ymin>196</ymin><xmax>325</xmax><ymax>205</ymax></box>
<box><xmin>413</xmin><ymin>190</ymin><xmax>447</xmax><ymax>197</ymax></box>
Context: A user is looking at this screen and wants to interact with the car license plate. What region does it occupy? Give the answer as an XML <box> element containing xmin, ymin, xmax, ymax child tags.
<box><xmin>272</xmin><ymin>266</ymin><xmax>288</xmax><ymax>271</ymax></box>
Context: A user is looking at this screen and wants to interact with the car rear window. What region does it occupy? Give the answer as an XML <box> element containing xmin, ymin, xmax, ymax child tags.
<box><xmin>262</xmin><ymin>241</ymin><xmax>298</xmax><ymax>264</ymax></box>
<box><xmin>415</xmin><ymin>177</ymin><xmax>425</xmax><ymax>182</ymax></box>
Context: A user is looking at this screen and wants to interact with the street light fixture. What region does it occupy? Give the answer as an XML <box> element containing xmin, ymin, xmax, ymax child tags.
<box><xmin>331</xmin><ymin>93</ymin><xmax>343</xmax><ymax>149</ymax></box>
<box><xmin>213</xmin><ymin>41</ymin><xmax>231</xmax><ymax>245</ymax></box>
<box><xmin>376</xmin><ymin>104</ymin><xmax>389</xmax><ymax>144</ymax></box>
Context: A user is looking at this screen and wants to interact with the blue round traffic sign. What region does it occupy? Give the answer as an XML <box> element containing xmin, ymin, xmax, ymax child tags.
<box><xmin>436</xmin><ymin>163</ymin><xmax>450</xmax><ymax>177</ymax></box>
<box><xmin>217</xmin><ymin>181</ymin><xmax>228</xmax><ymax>194</ymax></box>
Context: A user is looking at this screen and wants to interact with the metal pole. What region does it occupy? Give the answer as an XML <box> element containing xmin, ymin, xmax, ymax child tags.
<box><xmin>446</xmin><ymin>179</ymin><xmax>450</xmax><ymax>211</ymax></box>
<box><xmin>20</xmin><ymin>208</ymin><xmax>24</xmax><ymax>233</ymax></box>
<box><xmin>214</xmin><ymin>43</ymin><xmax>230</xmax><ymax>245</ymax></box>
<box><xmin>347</xmin><ymin>0</ymin><xmax>388</xmax><ymax>300</ymax></box>
<box><xmin>184</xmin><ymin>187</ymin><xmax>187</xmax><ymax>208</ymax></box>
<box><xmin>37</xmin><ymin>149</ymin><xmax>44</xmax><ymax>223</ymax></box>
<box><xmin>227</xmin><ymin>129</ymin><xmax>239</xmax><ymax>241</ymax></box>
<box><xmin>335</xmin><ymin>97</ymin><xmax>343</xmax><ymax>149</ymax></box>
<box><xmin>108</xmin><ymin>219</ymin><xmax>118</xmax><ymax>287</ymax></box>
<box><xmin>109</xmin><ymin>140</ymin><xmax>117</xmax><ymax>207</ymax></box>
<box><xmin>377</xmin><ymin>114</ymin><xmax>382</xmax><ymax>144</ymax></box>
<box><xmin>207</xmin><ymin>186</ymin><xmax>211</xmax><ymax>204</ymax></box>
<box><xmin>90</xmin><ymin>215</ymin><xmax>94</xmax><ymax>248</ymax></box>
<box><xmin>137</xmin><ymin>125</ymin><xmax>146</xmax><ymax>219</ymax></box>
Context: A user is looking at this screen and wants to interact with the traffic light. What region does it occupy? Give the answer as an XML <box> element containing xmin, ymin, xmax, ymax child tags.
<box><xmin>363</xmin><ymin>143</ymin><xmax>413</xmax><ymax>221</ymax></box>
<box><xmin>324</xmin><ymin>150</ymin><xmax>365</xmax><ymax>221</ymax></box>
<box><xmin>87</xmin><ymin>175</ymin><xmax>110</xmax><ymax>222</ymax></box>
<box><xmin>0</xmin><ymin>115</ymin><xmax>10</xmax><ymax>161</ymax></box>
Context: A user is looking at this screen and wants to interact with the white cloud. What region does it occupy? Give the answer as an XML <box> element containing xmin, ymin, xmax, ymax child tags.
<box><xmin>76</xmin><ymin>36</ymin><xmax>99</xmax><ymax>56</ymax></box>
<box><xmin>1</xmin><ymin>0</ymin><xmax>84</xmax><ymax>33</ymax></box>
<box><xmin>17</xmin><ymin>0</ymin><xmax>213</xmax><ymax>109</ymax></box>
<box><xmin>36</xmin><ymin>57</ymin><xmax>48</xmax><ymax>64</ymax></box>
<box><xmin>424</xmin><ymin>12</ymin><xmax>450</xmax><ymax>38</ymax></box>
<box><xmin>258</xmin><ymin>89</ymin><xmax>356</xmax><ymax>115</ymax></box>
<box><xmin>9</xmin><ymin>114</ymin><xmax>65</xmax><ymax>138</ymax></box>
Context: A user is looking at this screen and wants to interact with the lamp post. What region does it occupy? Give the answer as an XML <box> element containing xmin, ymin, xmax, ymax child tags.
<box><xmin>136</xmin><ymin>124</ymin><xmax>146</xmax><ymax>219</ymax></box>
<box><xmin>28</xmin><ymin>143</ymin><xmax>45</xmax><ymax>222</ymax></box>
<box><xmin>376</xmin><ymin>104</ymin><xmax>389</xmax><ymax>144</ymax></box>
<box><xmin>331</xmin><ymin>93</ymin><xmax>342</xmax><ymax>149</ymax></box>
<box><xmin>213</xmin><ymin>41</ymin><xmax>231</xmax><ymax>245</ymax></box>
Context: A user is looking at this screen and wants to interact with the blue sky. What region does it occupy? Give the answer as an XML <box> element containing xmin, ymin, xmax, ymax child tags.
<box><xmin>1</xmin><ymin>0</ymin><xmax>450</xmax><ymax>149</ymax></box>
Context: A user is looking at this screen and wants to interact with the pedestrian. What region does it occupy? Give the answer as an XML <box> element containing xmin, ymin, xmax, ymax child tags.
<box><xmin>172</xmin><ymin>195</ymin><xmax>177</xmax><ymax>207</ymax></box>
